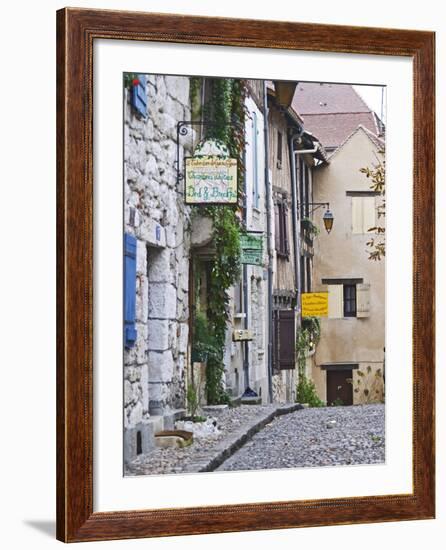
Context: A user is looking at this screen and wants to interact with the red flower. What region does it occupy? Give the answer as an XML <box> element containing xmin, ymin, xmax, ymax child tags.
<box><xmin>132</xmin><ymin>78</ymin><xmax>140</xmax><ymax>86</ymax></box>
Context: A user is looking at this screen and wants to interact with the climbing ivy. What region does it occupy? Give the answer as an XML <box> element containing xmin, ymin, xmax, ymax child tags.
<box><xmin>295</xmin><ymin>317</ymin><xmax>324</xmax><ymax>407</ymax></box>
<box><xmin>194</xmin><ymin>78</ymin><xmax>249</xmax><ymax>404</ymax></box>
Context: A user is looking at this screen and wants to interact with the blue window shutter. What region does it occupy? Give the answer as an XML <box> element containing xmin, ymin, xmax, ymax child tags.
<box><xmin>131</xmin><ymin>74</ymin><xmax>148</xmax><ymax>118</ymax></box>
<box><xmin>124</xmin><ymin>233</ymin><xmax>137</xmax><ymax>348</ymax></box>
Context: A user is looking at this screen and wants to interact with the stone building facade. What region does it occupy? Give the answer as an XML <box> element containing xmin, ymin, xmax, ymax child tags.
<box><xmin>123</xmin><ymin>75</ymin><xmax>193</xmax><ymax>462</ymax></box>
<box><xmin>123</xmin><ymin>75</ymin><xmax>274</xmax><ymax>464</ymax></box>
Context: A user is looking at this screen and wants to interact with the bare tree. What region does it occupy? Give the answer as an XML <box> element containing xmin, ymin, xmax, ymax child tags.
<box><xmin>360</xmin><ymin>151</ymin><xmax>385</xmax><ymax>261</ymax></box>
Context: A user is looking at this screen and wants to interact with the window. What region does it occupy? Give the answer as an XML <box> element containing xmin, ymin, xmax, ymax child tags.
<box><xmin>349</xmin><ymin>193</ymin><xmax>376</xmax><ymax>234</ymax></box>
<box><xmin>275</xmin><ymin>196</ymin><xmax>289</xmax><ymax>258</ymax></box>
<box><xmin>326</xmin><ymin>280</ymin><xmax>370</xmax><ymax>319</ymax></box>
<box><xmin>343</xmin><ymin>284</ymin><xmax>357</xmax><ymax>317</ymax></box>
<box><xmin>277</xmin><ymin>130</ymin><xmax>283</xmax><ymax>168</ymax></box>
<box><xmin>233</xmin><ymin>279</ymin><xmax>243</xmax><ymax>315</ymax></box>
<box><xmin>252</xmin><ymin>111</ymin><xmax>260</xmax><ymax>208</ymax></box>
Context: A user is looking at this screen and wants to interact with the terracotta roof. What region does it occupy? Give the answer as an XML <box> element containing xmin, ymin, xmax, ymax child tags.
<box><xmin>299</xmin><ymin>112</ymin><xmax>379</xmax><ymax>150</ymax></box>
<box><xmin>292</xmin><ymin>82</ymin><xmax>370</xmax><ymax>115</ymax></box>
<box><xmin>291</xmin><ymin>83</ymin><xmax>384</xmax><ymax>151</ymax></box>
<box><xmin>361</xmin><ymin>125</ymin><xmax>385</xmax><ymax>150</ymax></box>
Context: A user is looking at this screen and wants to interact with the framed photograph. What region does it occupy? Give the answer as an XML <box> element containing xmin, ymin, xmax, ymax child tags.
<box><xmin>56</xmin><ymin>8</ymin><xmax>435</xmax><ymax>542</ymax></box>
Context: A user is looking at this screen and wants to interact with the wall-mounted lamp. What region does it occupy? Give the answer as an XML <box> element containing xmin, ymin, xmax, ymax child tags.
<box><xmin>322</xmin><ymin>209</ymin><xmax>334</xmax><ymax>234</ymax></box>
<box><xmin>299</xmin><ymin>202</ymin><xmax>334</xmax><ymax>235</ymax></box>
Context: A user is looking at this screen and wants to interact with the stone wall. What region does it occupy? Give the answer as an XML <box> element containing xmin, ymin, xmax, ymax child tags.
<box><xmin>124</xmin><ymin>75</ymin><xmax>193</xmax><ymax>462</ymax></box>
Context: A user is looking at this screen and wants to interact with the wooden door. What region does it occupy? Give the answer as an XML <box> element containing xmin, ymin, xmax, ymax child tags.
<box><xmin>326</xmin><ymin>369</ymin><xmax>353</xmax><ymax>406</ymax></box>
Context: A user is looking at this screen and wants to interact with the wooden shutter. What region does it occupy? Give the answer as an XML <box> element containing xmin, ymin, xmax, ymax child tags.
<box><xmin>356</xmin><ymin>283</ymin><xmax>371</xmax><ymax>318</ymax></box>
<box><xmin>274</xmin><ymin>202</ymin><xmax>281</xmax><ymax>251</ymax></box>
<box><xmin>352</xmin><ymin>196</ymin><xmax>376</xmax><ymax>234</ymax></box>
<box><xmin>328</xmin><ymin>284</ymin><xmax>343</xmax><ymax>318</ymax></box>
<box><xmin>351</xmin><ymin>197</ymin><xmax>363</xmax><ymax>234</ymax></box>
<box><xmin>362</xmin><ymin>196</ymin><xmax>376</xmax><ymax>233</ymax></box>
<box><xmin>131</xmin><ymin>74</ymin><xmax>148</xmax><ymax>118</ymax></box>
<box><xmin>283</xmin><ymin>203</ymin><xmax>290</xmax><ymax>257</ymax></box>
<box><xmin>274</xmin><ymin>310</ymin><xmax>296</xmax><ymax>370</ymax></box>
<box><xmin>124</xmin><ymin>233</ymin><xmax>137</xmax><ymax>347</ymax></box>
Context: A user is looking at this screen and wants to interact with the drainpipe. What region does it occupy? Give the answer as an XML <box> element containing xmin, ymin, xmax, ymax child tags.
<box><xmin>291</xmin><ymin>142</ymin><xmax>319</xmax><ymax>300</ymax></box>
<box><xmin>289</xmin><ymin>132</ymin><xmax>304</xmax><ymax>308</ymax></box>
<box><xmin>242</xmin><ymin>136</ymin><xmax>251</xmax><ymax>395</ymax></box>
<box><xmin>290</xmin><ymin>142</ymin><xmax>319</xmax><ymax>388</ymax></box>
<box><xmin>263</xmin><ymin>81</ymin><xmax>274</xmax><ymax>404</ymax></box>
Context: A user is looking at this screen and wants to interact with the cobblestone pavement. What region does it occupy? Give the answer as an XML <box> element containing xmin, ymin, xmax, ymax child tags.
<box><xmin>125</xmin><ymin>404</ymin><xmax>277</xmax><ymax>476</ymax></box>
<box><xmin>218</xmin><ymin>404</ymin><xmax>385</xmax><ymax>471</ymax></box>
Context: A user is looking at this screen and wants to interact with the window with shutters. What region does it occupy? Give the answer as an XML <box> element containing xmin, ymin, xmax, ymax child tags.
<box><xmin>351</xmin><ymin>194</ymin><xmax>376</xmax><ymax>234</ymax></box>
<box><xmin>275</xmin><ymin>196</ymin><xmax>290</xmax><ymax>258</ymax></box>
<box><xmin>273</xmin><ymin>309</ymin><xmax>296</xmax><ymax>370</ymax></box>
<box><xmin>130</xmin><ymin>74</ymin><xmax>148</xmax><ymax>118</ymax></box>
<box><xmin>327</xmin><ymin>281</ymin><xmax>370</xmax><ymax>319</ymax></box>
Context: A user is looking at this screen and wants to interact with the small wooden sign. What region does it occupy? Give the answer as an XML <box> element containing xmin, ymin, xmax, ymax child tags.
<box><xmin>185</xmin><ymin>157</ymin><xmax>237</xmax><ymax>204</ymax></box>
<box><xmin>232</xmin><ymin>329</ymin><xmax>253</xmax><ymax>341</ymax></box>
<box><xmin>240</xmin><ymin>232</ymin><xmax>263</xmax><ymax>265</ymax></box>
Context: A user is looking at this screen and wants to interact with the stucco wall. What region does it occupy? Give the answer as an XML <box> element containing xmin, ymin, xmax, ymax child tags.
<box><xmin>311</xmin><ymin>128</ymin><xmax>385</xmax><ymax>404</ymax></box>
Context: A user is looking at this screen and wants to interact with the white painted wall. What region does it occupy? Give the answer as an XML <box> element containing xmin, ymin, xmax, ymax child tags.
<box><xmin>1</xmin><ymin>1</ymin><xmax>443</xmax><ymax>550</ymax></box>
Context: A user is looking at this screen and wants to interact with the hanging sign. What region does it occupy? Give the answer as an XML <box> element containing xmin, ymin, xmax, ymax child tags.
<box><xmin>240</xmin><ymin>232</ymin><xmax>263</xmax><ymax>266</ymax></box>
<box><xmin>185</xmin><ymin>157</ymin><xmax>237</xmax><ymax>204</ymax></box>
<box><xmin>301</xmin><ymin>292</ymin><xmax>329</xmax><ymax>317</ymax></box>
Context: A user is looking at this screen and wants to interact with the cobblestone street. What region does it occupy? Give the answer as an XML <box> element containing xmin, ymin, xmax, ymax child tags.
<box><xmin>125</xmin><ymin>404</ymin><xmax>384</xmax><ymax>475</ymax></box>
<box><xmin>125</xmin><ymin>404</ymin><xmax>279</xmax><ymax>476</ymax></box>
<box><xmin>219</xmin><ymin>404</ymin><xmax>385</xmax><ymax>471</ymax></box>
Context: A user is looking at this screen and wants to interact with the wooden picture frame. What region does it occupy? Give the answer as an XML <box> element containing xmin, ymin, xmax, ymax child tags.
<box><xmin>56</xmin><ymin>7</ymin><xmax>435</xmax><ymax>542</ymax></box>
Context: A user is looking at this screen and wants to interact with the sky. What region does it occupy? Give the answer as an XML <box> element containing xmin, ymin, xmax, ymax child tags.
<box><xmin>354</xmin><ymin>84</ymin><xmax>387</xmax><ymax>123</ymax></box>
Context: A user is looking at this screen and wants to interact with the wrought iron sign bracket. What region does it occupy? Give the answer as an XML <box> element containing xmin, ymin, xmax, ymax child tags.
<box><xmin>297</xmin><ymin>201</ymin><xmax>330</xmax><ymax>216</ymax></box>
<box><xmin>176</xmin><ymin>119</ymin><xmax>243</xmax><ymax>188</ymax></box>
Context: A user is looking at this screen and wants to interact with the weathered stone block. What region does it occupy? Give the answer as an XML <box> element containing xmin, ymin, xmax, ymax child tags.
<box><xmin>124</xmin><ymin>380</ymin><xmax>133</xmax><ymax>406</ymax></box>
<box><xmin>144</xmin><ymin>155</ymin><xmax>159</xmax><ymax>178</ymax></box>
<box><xmin>148</xmin><ymin>350</ymin><xmax>174</xmax><ymax>382</ymax></box>
<box><xmin>165</xmin><ymin>95</ymin><xmax>185</xmax><ymax>122</ymax></box>
<box><xmin>148</xmin><ymin>248</ymin><xmax>174</xmax><ymax>283</ymax></box>
<box><xmin>165</xmin><ymin>76</ymin><xmax>189</xmax><ymax>104</ymax></box>
<box><xmin>141</xmin><ymin>364</ymin><xmax>149</xmax><ymax>414</ymax></box>
<box><xmin>148</xmin><ymin>283</ymin><xmax>176</xmax><ymax>319</ymax></box>
<box><xmin>191</xmin><ymin>215</ymin><xmax>213</xmax><ymax>247</ymax></box>
<box><xmin>136</xmin><ymin>275</ymin><xmax>148</xmax><ymax>322</ymax></box>
<box><xmin>135</xmin><ymin>322</ymin><xmax>148</xmax><ymax>365</ymax></box>
<box><xmin>125</xmin><ymin>365</ymin><xmax>140</xmax><ymax>383</ymax></box>
<box><xmin>168</xmin><ymin>321</ymin><xmax>178</xmax><ymax>352</ymax></box>
<box><xmin>138</xmin><ymin>219</ymin><xmax>166</xmax><ymax>248</ymax></box>
<box><xmin>147</xmin><ymin>319</ymin><xmax>169</xmax><ymax>351</ymax></box>
<box><xmin>178</xmin><ymin>323</ymin><xmax>189</xmax><ymax>354</ymax></box>
<box><xmin>143</xmin><ymin>118</ymin><xmax>155</xmax><ymax>140</ymax></box>
<box><xmin>136</xmin><ymin>240</ymin><xmax>147</xmax><ymax>274</ymax></box>
<box><xmin>128</xmin><ymin>401</ymin><xmax>143</xmax><ymax>427</ymax></box>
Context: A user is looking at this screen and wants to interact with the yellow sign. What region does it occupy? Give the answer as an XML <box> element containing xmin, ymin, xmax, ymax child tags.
<box><xmin>185</xmin><ymin>157</ymin><xmax>238</xmax><ymax>204</ymax></box>
<box><xmin>302</xmin><ymin>292</ymin><xmax>329</xmax><ymax>317</ymax></box>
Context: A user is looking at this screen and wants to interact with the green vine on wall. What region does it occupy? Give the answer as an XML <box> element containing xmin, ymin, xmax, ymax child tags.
<box><xmin>191</xmin><ymin>78</ymin><xmax>249</xmax><ymax>404</ymax></box>
<box><xmin>296</xmin><ymin>317</ymin><xmax>324</xmax><ymax>407</ymax></box>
